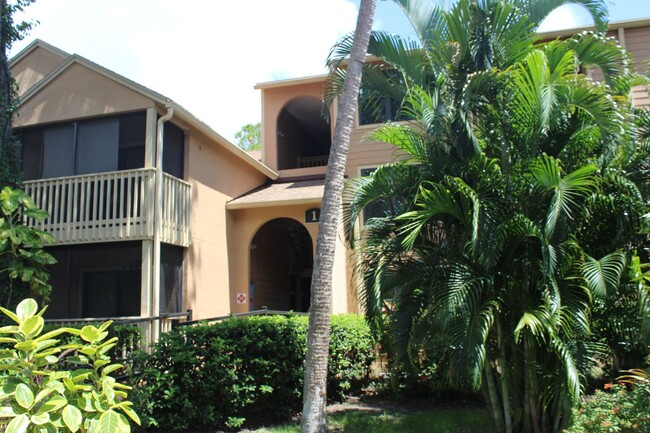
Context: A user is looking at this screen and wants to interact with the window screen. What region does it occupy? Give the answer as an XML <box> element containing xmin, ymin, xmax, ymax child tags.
<box><xmin>76</xmin><ymin>118</ymin><xmax>119</xmax><ymax>174</ymax></box>
<box><xmin>42</xmin><ymin>125</ymin><xmax>75</xmax><ymax>178</ymax></box>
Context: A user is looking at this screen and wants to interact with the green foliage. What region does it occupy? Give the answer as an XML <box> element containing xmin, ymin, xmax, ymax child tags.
<box><xmin>565</xmin><ymin>381</ymin><xmax>650</xmax><ymax>433</ymax></box>
<box><xmin>131</xmin><ymin>314</ymin><xmax>375</xmax><ymax>432</ymax></box>
<box><xmin>333</xmin><ymin>1</ymin><xmax>650</xmax><ymax>432</ymax></box>
<box><xmin>234</xmin><ymin>122</ymin><xmax>261</xmax><ymax>151</ymax></box>
<box><xmin>1</xmin><ymin>0</ymin><xmax>37</xmax><ymax>187</ymax></box>
<box><xmin>328</xmin><ymin>314</ymin><xmax>376</xmax><ymax>400</ymax></box>
<box><xmin>0</xmin><ymin>298</ymin><xmax>140</xmax><ymax>433</ymax></box>
<box><xmin>0</xmin><ymin>187</ymin><xmax>55</xmax><ymax>310</ymax></box>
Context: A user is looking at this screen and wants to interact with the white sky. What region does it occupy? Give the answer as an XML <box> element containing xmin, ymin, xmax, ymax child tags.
<box><xmin>9</xmin><ymin>0</ymin><xmax>650</xmax><ymax>143</ymax></box>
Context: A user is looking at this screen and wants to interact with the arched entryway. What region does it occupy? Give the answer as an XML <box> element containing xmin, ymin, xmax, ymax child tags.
<box><xmin>249</xmin><ymin>218</ymin><xmax>313</xmax><ymax>312</ymax></box>
<box><xmin>276</xmin><ymin>96</ymin><xmax>331</xmax><ymax>170</ymax></box>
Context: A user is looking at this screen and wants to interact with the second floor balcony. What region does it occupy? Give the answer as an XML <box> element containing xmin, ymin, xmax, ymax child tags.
<box><xmin>23</xmin><ymin>168</ymin><xmax>191</xmax><ymax>247</ymax></box>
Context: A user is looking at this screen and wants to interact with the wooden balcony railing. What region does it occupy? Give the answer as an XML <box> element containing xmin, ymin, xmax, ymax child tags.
<box><xmin>23</xmin><ymin>168</ymin><xmax>191</xmax><ymax>247</ymax></box>
<box><xmin>297</xmin><ymin>154</ymin><xmax>329</xmax><ymax>168</ymax></box>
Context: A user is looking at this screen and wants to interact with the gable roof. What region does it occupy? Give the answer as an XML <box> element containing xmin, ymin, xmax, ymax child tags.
<box><xmin>11</xmin><ymin>39</ymin><xmax>278</xmax><ymax>180</ymax></box>
<box><xmin>9</xmin><ymin>39</ymin><xmax>69</xmax><ymax>67</ymax></box>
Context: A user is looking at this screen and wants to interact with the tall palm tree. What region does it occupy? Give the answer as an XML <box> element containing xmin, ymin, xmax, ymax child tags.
<box><xmin>300</xmin><ymin>1</ymin><xmax>376</xmax><ymax>433</ymax></box>
<box><xmin>333</xmin><ymin>1</ymin><xmax>649</xmax><ymax>432</ymax></box>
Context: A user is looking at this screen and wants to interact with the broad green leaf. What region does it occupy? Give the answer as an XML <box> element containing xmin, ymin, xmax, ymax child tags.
<box><xmin>30</xmin><ymin>412</ymin><xmax>50</xmax><ymax>425</ymax></box>
<box><xmin>62</xmin><ymin>405</ymin><xmax>82</xmax><ymax>432</ymax></box>
<box><xmin>35</xmin><ymin>422</ymin><xmax>57</xmax><ymax>433</ymax></box>
<box><xmin>15</xmin><ymin>384</ymin><xmax>34</xmax><ymax>409</ymax></box>
<box><xmin>0</xmin><ymin>307</ymin><xmax>20</xmax><ymax>325</ymax></box>
<box><xmin>80</xmin><ymin>326</ymin><xmax>100</xmax><ymax>343</ymax></box>
<box><xmin>20</xmin><ymin>316</ymin><xmax>44</xmax><ymax>337</ymax></box>
<box><xmin>117</xmin><ymin>412</ymin><xmax>131</xmax><ymax>433</ymax></box>
<box><xmin>0</xmin><ymin>406</ymin><xmax>17</xmax><ymax>417</ymax></box>
<box><xmin>101</xmin><ymin>364</ymin><xmax>122</xmax><ymax>376</ymax></box>
<box><xmin>96</xmin><ymin>409</ymin><xmax>121</xmax><ymax>433</ymax></box>
<box><xmin>14</xmin><ymin>341</ymin><xmax>37</xmax><ymax>352</ymax></box>
<box><xmin>16</xmin><ymin>299</ymin><xmax>38</xmax><ymax>321</ymax></box>
<box><xmin>63</xmin><ymin>378</ymin><xmax>77</xmax><ymax>393</ymax></box>
<box><xmin>37</xmin><ymin>396</ymin><xmax>67</xmax><ymax>413</ymax></box>
<box><xmin>79</xmin><ymin>347</ymin><xmax>97</xmax><ymax>357</ymax></box>
<box><xmin>34</xmin><ymin>388</ymin><xmax>56</xmax><ymax>404</ymax></box>
<box><xmin>118</xmin><ymin>404</ymin><xmax>140</xmax><ymax>426</ymax></box>
<box><xmin>6</xmin><ymin>413</ymin><xmax>30</xmax><ymax>433</ymax></box>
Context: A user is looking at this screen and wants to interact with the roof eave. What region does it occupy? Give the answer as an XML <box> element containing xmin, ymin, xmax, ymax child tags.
<box><xmin>227</xmin><ymin>197</ymin><xmax>322</xmax><ymax>210</ymax></box>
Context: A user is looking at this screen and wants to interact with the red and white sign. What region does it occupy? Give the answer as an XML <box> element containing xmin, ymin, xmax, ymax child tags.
<box><xmin>236</xmin><ymin>293</ymin><xmax>247</xmax><ymax>304</ymax></box>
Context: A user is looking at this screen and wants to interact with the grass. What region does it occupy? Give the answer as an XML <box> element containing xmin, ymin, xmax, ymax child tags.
<box><xmin>253</xmin><ymin>407</ymin><xmax>495</xmax><ymax>433</ymax></box>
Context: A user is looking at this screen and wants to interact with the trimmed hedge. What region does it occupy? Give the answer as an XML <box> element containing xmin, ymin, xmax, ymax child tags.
<box><xmin>131</xmin><ymin>314</ymin><xmax>375</xmax><ymax>432</ymax></box>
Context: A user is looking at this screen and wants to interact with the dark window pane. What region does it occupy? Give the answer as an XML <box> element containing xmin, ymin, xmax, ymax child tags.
<box><xmin>161</xmin><ymin>244</ymin><xmax>183</xmax><ymax>314</ymax></box>
<box><xmin>118</xmin><ymin>113</ymin><xmax>146</xmax><ymax>170</ymax></box>
<box><xmin>21</xmin><ymin>129</ymin><xmax>43</xmax><ymax>181</ymax></box>
<box><xmin>42</xmin><ymin>125</ymin><xmax>75</xmax><ymax>178</ymax></box>
<box><xmin>76</xmin><ymin>118</ymin><xmax>119</xmax><ymax>175</ymax></box>
<box><xmin>163</xmin><ymin>122</ymin><xmax>184</xmax><ymax>178</ymax></box>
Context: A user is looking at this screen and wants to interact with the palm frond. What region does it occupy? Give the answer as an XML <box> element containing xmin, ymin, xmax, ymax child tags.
<box><xmin>580</xmin><ymin>250</ymin><xmax>627</xmax><ymax>298</ymax></box>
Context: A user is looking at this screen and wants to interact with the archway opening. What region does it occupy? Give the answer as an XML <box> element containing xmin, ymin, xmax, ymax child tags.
<box><xmin>250</xmin><ymin>218</ymin><xmax>313</xmax><ymax>312</ymax></box>
<box><xmin>276</xmin><ymin>96</ymin><xmax>331</xmax><ymax>170</ymax></box>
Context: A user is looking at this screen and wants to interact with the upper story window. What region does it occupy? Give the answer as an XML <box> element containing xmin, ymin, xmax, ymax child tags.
<box><xmin>358</xmin><ymin>93</ymin><xmax>405</xmax><ymax>126</ymax></box>
<box><xmin>20</xmin><ymin>112</ymin><xmax>185</xmax><ymax>180</ymax></box>
<box><xmin>357</xmin><ymin>68</ymin><xmax>411</xmax><ymax>126</ymax></box>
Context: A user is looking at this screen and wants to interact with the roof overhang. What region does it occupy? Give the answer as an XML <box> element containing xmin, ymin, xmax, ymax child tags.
<box><xmin>227</xmin><ymin>179</ymin><xmax>325</xmax><ymax>210</ymax></box>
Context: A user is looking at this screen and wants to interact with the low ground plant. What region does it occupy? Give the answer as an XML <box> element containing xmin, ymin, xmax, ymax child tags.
<box><xmin>565</xmin><ymin>377</ymin><xmax>650</xmax><ymax>433</ymax></box>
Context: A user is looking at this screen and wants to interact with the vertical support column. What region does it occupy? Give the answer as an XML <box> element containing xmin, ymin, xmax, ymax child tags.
<box><xmin>618</xmin><ymin>27</ymin><xmax>626</xmax><ymax>49</ymax></box>
<box><xmin>141</xmin><ymin>240</ymin><xmax>153</xmax><ymax>347</ymax></box>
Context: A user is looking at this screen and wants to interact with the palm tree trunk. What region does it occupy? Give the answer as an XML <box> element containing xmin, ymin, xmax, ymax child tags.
<box><xmin>524</xmin><ymin>335</ymin><xmax>542</xmax><ymax>433</ymax></box>
<box><xmin>300</xmin><ymin>1</ymin><xmax>376</xmax><ymax>433</ymax></box>
<box><xmin>497</xmin><ymin>322</ymin><xmax>513</xmax><ymax>433</ymax></box>
<box><xmin>484</xmin><ymin>361</ymin><xmax>505</xmax><ymax>433</ymax></box>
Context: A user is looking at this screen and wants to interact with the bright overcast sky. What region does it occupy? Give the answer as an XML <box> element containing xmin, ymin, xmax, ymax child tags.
<box><xmin>9</xmin><ymin>0</ymin><xmax>650</xmax><ymax>143</ymax></box>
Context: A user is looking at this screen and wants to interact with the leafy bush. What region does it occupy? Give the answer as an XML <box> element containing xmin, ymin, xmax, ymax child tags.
<box><xmin>0</xmin><ymin>187</ymin><xmax>55</xmax><ymax>313</ymax></box>
<box><xmin>565</xmin><ymin>381</ymin><xmax>650</xmax><ymax>433</ymax></box>
<box><xmin>328</xmin><ymin>314</ymin><xmax>376</xmax><ymax>400</ymax></box>
<box><xmin>0</xmin><ymin>298</ymin><xmax>140</xmax><ymax>433</ymax></box>
<box><xmin>131</xmin><ymin>314</ymin><xmax>375</xmax><ymax>432</ymax></box>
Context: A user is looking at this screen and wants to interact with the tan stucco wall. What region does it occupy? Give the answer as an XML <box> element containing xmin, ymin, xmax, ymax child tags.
<box><xmin>15</xmin><ymin>63</ymin><xmax>154</xmax><ymax>127</ymax></box>
<box><xmin>184</xmin><ymin>129</ymin><xmax>268</xmax><ymax>320</ymax></box>
<box><xmin>260</xmin><ymin>81</ymin><xmax>328</xmax><ymax>172</ymax></box>
<box><xmin>11</xmin><ymin>46</ymin><xmax>67</xmax><ymax>97</ymax></box>
<box><xmin>227</xmin><ymin>204</ymin><xmax>351</xmax><ymax>315</ymax></box>
<box><xmin>261</xmin><ymin>79</ymin><xmax>408</xmax><ymax>180</ymax></box>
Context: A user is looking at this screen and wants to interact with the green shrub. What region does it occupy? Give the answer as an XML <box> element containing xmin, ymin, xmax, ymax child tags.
<box><xmin>565</xmin><ymin>382</ymin><xmax>650</xmax><ymax>433</ymax></box>
<box><xmin>328</xmin><ymin>314</ymin><xmax>376</xmax><ymax>400</ymax></box>
<box><xmin>131</xmin><ymin>314</ymin><xmax>375</xmax><ymax>432</ymax></box>
<box><xmin>0</xmin><ymin>298</ymin><xmax>140</xmax><ymax>433</ymax></box>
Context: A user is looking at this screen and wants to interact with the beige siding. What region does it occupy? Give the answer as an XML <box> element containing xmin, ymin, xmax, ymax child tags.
<box><xmin>15</xmin><ymin>63</ymin><xmax>154</xmax><ymax>127</ymax></box>
<box><xmin>624</xmin><ymin>27</ymin><xmax>650</xmax><ymax>107</ymax></box>
<box><xmin>11</xmin><ymin>46</ymin><xmax>67</xmax><ymax>97</ymax></box>
<box><xmin>184</xmin><ymin>129</ymin><xmax>268</xmax><ymax>320</ymax></box>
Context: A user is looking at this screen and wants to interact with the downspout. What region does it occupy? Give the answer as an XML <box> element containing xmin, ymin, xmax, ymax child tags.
<box><xmin>152</xmin><ymin>107</ymin><xmax>174</xmax><ymax>342</ymax></box>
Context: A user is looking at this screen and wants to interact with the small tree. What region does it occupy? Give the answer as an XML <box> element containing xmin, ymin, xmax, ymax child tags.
<box><xmin>234</xmin><ymin>122</ymin><xmax>261</xmax><ymax>151</ymax></box>
<box><xmin>0</xmin><ymin>0</ymin><xmax>36</xmax><ymax>187</ymax></box>
<box><xmin>0</xmin><ymin>186</ymin><xmax>55</xmax><ymax>309</ymax></box>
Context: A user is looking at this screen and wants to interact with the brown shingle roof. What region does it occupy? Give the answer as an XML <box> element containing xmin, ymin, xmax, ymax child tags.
<box><xmin>227</xmin><ymin>179</ymin><xmax>325</xmax><ymax>209</ymax></box>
